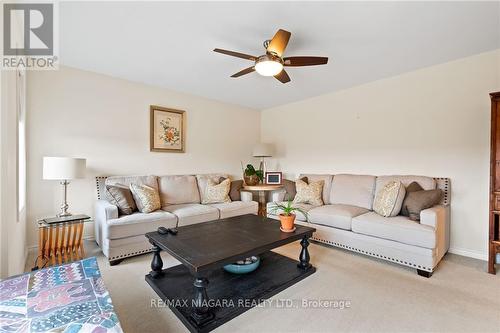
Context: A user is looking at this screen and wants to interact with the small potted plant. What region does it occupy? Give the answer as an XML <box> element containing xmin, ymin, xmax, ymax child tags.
<box><xmin>242</xmin><ymin>163</ymin><xmax>263</xmax><ymax>186</ymax></box>
<box><xmin>269</xmin><ymin>200</ymin><xmax>309</xmax><ymax>232</ymax></box>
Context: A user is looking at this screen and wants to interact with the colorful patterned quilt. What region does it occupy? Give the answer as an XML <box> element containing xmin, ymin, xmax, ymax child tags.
<box><xmin>0</xmin><ymin>257</ymin><xmax>123</xmax><ymax>333</ymax></box>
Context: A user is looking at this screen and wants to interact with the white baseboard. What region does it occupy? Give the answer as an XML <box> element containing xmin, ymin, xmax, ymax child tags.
<box><xmin>448</xmin><ymin>247</ymin><xmax>487</xmax><ymax>261</ymax></box>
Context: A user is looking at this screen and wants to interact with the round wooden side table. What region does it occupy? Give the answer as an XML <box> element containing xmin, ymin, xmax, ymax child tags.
<box><xmin>243</xmin><ymin>184</ymin><xmax>283</xmax><ymax>216</ymax></box>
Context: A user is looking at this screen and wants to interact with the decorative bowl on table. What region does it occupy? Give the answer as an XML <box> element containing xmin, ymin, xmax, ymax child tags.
<box><xmin>223</xmin><ymin>256</ymin><xmax>260</xmax><ymax>274</ymax></box>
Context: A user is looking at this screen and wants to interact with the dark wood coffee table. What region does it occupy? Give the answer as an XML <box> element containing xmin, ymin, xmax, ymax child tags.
<box><xmin>145</xmin><ymin>214</ymin><xmax>316</xmax><ymax>333</ymax></box>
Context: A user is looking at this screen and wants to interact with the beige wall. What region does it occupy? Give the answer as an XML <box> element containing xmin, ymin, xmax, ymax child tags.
<box><xmin>261</xmin><ymin>50</ymin><xmax>500</xmax><ymax>260</ymax></box>
<box><xmin>26</xmin><ymin>66</ymin><xmax>260</xmax><ymax>248</ymax></box>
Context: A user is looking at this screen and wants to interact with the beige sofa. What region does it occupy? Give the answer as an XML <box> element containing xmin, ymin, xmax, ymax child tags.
<box><xmin>267</xmin><ymin>174</ymin><xmax>450</xmax><ymax>277</ymax></box>
<box><xmin>95</xmin><ymin>174</ymin><xmax>257</xmax><ymax>265</ymax></box>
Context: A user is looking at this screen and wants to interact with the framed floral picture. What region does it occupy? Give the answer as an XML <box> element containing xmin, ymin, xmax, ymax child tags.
<box><xmin>150</xmin><ymin>105</ymin><xmax>185</xmax><ymax>153</ymax></box>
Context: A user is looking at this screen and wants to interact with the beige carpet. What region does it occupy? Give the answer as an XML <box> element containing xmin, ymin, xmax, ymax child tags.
<box><xmin>26</xmin><ymin>241</ymin><xmax>500</xmax><ymax>333</ymax></box>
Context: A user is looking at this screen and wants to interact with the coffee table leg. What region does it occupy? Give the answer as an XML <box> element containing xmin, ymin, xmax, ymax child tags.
<box><xmin>192</xmin><ymin>277</ymin><xmax>213</xmax><ymax>325</ymax></box>
<box><xmin>298</xmin><ymin>236</ymin><xmax>311</xmax><ymax>270</ymax></box>
<box><xmin>150</xmin><ymin>243</ymin><xmax>164</xmax><ymax>278</ymax></box>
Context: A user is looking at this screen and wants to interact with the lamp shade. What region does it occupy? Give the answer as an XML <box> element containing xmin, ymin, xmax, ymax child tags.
<box><xmin>43</xmin><ymin>157</ymin><xmax>86</xmax><ymax>180</ymax></box>
<box><xmin>252</xmin><ymin>143</ymin><xmax>274</xmax><ymax>157</ymax></box>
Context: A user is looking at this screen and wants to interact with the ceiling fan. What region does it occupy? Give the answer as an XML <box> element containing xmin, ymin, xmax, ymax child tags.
<box><xmin>213</xmin><ymin>29</ymin><xmax>328</xmax><ymax>84</ymax></box>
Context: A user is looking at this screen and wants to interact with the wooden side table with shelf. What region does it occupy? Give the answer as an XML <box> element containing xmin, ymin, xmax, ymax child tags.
<box><xmin>34</xmin><ymin>214</ymin><xmax>91</xmax><ymax>270</ymax></box>
<box><xmin>243</xmin><ymin>184</ymin><xmax>283</xmax><ymax>216</ymax></box>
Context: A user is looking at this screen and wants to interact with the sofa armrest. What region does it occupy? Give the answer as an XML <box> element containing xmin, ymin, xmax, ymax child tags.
<box><xmin>240</xmin><ymin>190</ymin><xmax>253</xmax><ymax>202</ymax></box>
<box><xmin>95</xmin><ymin>200</ymin><xmax>118</xmax><ymax>245</ymax></box>
<box><xmin>420</xmin><ymin>205</ymin><xmax>450</xmax><ymax>259</ymax></box>
<box><xmin>271</xmin><ymin>190</ymin><xmax>286</xmax><ymax>203</ymax></box>
<box><xmin>420</xmin><ymin>205</ymin><xmax>445</xmax><ymax>229</ymax></box>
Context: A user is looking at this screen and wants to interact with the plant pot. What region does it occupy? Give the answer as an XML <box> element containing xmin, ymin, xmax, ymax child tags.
<box><xmin>279</xmin><ymin>213</ymin><xmax>296</xmax><ymax>231</ymax></box>
<box><xmin>244</xmin><ymin>174</ymin><xmax>259</xmax><ymax>186</ymax></box>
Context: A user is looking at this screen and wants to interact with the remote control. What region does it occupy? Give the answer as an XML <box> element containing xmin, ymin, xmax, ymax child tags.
<box><xmin>158</xmin><ymin>227</ymin><xmax>169</xmax><ymax>235</ymax></box>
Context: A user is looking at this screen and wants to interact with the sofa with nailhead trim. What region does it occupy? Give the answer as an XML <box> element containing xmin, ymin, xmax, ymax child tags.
<box><xmin>95</xmin><ymin>174</ymin><xmax>257</xmax><ymax>265</ymax></box>
<box><xmin>267</xmin><ymin>174</ymin><xmax>450</xmax><ymax>277</ymax></box>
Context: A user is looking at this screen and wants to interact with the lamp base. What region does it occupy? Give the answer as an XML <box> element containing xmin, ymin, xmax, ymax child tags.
<box><xmin>57</xmin><ymin>211</ymin><xmax>72</xmax><ymax>218</ymax></box>
<box><xmin>259</xmin><ymin>158</ymin><xmax>267</xmax><ymax>184</ymax></box>
<box><xmin>57</xmin><ymin>180</ymin><xmax>72</xmax><ymax>218</ymax></box>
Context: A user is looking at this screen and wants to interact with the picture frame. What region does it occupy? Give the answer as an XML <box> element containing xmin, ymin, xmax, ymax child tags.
<box><xmin>150</xmin><ymin>105</ymin><xmax>186</xmax><ymax>153</ymax></box>
<box><xmin>265</xmin><ymin>172</ymin><xmax>282</xmax><ymax>185</ymax></box>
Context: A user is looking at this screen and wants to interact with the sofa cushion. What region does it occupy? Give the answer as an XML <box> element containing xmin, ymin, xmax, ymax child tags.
<box><xmin>104</xmin><ymin>210</ymin><xmax>177</xmax><ymax>240</ymax></box>
<box><xmin>267</xmin><ymin>201</ymin><xmax>315</xmax><ymax>221</ymax></box>
<box><xmin>209</xmin><ymin>201</ymin><xmax>258</xmax><ymax>219</ymax></box>
<box><xmin>376</xmin><ymin>175</ymin><xmax>436</xmax><ymax>194</ymax></box>
<box><xmin>105</xmin><ymin>175</ymin><xmax>158</xmax><ymax>189</ymax></box>
<box><xmin>352</xmin><ymin>212</ymin><xmax>436</xmax><ymax>249</ymax></box>
<box><xmin>129</xmin><ymin>183</ymin><xmax>161</xmax><ymax>213</ymax></box>
<box><xmin>202</xmin><ymin>178</ymin><xmax>231</xmax><ymax>204</ymax></box>
<box><xmin>329</xmin><ymin>174</ymin><xmax>376</xmax><ymax>210</ymax></box>
<box><xmin>163</xmin><ymin>203</ymin><xmax>219</xmax><ymax>226</ymax></box>
<box><xmin>373</xmin><ymin>181</ymin><xmax>406</xmax><ymax>217</ymax></box>
<box><xmin>105</xmin><ymin>184</ymin><xmax>137</xmax><ymax>215</ymax></box>
<box><xmin>196</xmin><ymin>174</ymin><xmax>228</xmax><ymax>202</ymax></box>
<box><xmin>293</xmin><ymin>179</ymin><xmax>324</xmax><ymax>206</ymax></box>
<box><xmin>308</xmin><ymin>204</ymin><xmax>369</xmax><ymax>230</ymax></box>
<box><xmin>299</xmin><ymin>174</ymin><xmax>333</xmax><ymax>204</ymax></box>
<box><xmin>158</xmin><ymin>175</ymin><xmax>200</xmax><ymax>205</ymax></box>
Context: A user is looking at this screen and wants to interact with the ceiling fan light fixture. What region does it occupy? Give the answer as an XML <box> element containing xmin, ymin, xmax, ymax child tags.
<box><xmin>255</xmin><ymin>55</ymin><xmax>283</xmax><ymax>76</ymax></box>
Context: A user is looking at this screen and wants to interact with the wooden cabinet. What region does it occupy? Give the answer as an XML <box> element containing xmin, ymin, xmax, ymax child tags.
<box><xmin>488</xmin><ymin>92</ymin><xmax>500</xmax><ymax>274</ymax></box>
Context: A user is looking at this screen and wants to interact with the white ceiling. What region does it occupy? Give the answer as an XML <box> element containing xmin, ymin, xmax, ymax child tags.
<box><xmin>60</xmin><ymin>1</ymin><xmax>500</xmax><ymax>110</ymax></box>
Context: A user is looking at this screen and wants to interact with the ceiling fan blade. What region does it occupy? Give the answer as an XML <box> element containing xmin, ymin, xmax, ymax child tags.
<box><xmin>267</xmin><ymin>29</ymin><xmax>291</xmax><ymax>57</ymax></box>
<box><xmin>231</xmin><ymin>66</ymin><xmax>255</xmax><ymax>78</ymax></box>
<box><xmin>283</xmin><ymin>56</ymin><xmax>328</xmax><ymax>67</ymax></box>
<box><xmin>274</xmin><ymin>69</ymin><xmax>291</xmax><ymax>84</ymax></box>
<box><xmin>213</xmin><ymin>48</ymin><xmax>257</xmax><ymax>61</ymax></box>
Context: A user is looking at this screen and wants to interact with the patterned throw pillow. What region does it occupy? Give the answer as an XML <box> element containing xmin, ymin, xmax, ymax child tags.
<box><xmin>373</xmin><ymin>181</ymin><xmax>406</xmax><ymax>217</ymax></box>
<box><xmin>129</xmin><ymin>183</ymin><xmax>161</xmax><ymax>213</ymax></box>
<box><xmin>202</xmin><ymin>178</ymin><xmax>231</xmax><ymax>204</ymax></box>
<box><xmin>219</xmin><ymin>177</ymin><xmax>243</xmax><ymax>201</ymax></box>
<box><xmin>293</xmin><ymin>179</ymin><xmax>324</xmax><ymax>206</ymax></box>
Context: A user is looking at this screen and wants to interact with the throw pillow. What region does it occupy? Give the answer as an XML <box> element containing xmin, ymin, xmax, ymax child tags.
<box><xmin>105</xmin><ymin>183</ymin><xmax>137</xmax><ymax>215</ymax></box>
<box><xmin>400</xmin><ymin>181</ymin><xmax>424</xmax><ymax>216</ymax></box>
<box><xmin>219</xmin><ymin>177</ymin><xmax>243</xmax><ymax>201</ymax></box>
<box><xmin>293</xmin><ymin>179</ymin><xmax>323</xmax><ymax>206</ymax></box>
<box><xmin>373</xmin><ymin>181</ymin><xmax>406</xmax><ymax>217</ymax></box>
<box><xmin>283</xmin><ymin>176</ymin><xmax>308</xmax><ymax>201</ymax></box>
<box><xmin>202</xmin><ymin>178</ymin><xmax>231</xmax><ymax>204</ymax></box>
<box><xmin>129</xmin><ymin>183</ymin><xmax>161</xmax><ymax>213</ymax></box>
<box><xmin>404</xmin><ymin>189</ymin><xmax>443</xmax><ymax>221</ymax></box>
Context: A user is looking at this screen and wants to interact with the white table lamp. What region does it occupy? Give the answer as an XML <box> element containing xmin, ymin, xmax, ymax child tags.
<box><xmin>43</xmin><ymin>157</ymin><xmax>86</xmax><ymax>217</ymax></box>
<box><xmin>252</xmin><ymin>143</ymin><xmax>274</xmax><ymax>176</ymax></box>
